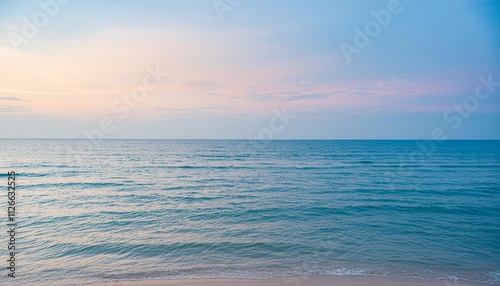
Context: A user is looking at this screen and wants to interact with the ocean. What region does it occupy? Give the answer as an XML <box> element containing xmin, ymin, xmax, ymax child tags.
<box><xmin>1</xmin><ymin>139</ymin><xmax>499</xmax><ymax>285</ymax></box>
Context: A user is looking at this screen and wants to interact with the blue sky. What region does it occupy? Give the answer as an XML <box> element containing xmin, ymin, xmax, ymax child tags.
<box><xmin>0</xmin><ymin>0</ymin><xmax>499</xmax><ymax>139</ymax></box>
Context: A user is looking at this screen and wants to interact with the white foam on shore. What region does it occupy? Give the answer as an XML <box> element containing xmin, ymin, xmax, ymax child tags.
<box><xmin>315</xmin><ymin>268</ymin><xmax>370</xmax><ymax>276</ymax></box>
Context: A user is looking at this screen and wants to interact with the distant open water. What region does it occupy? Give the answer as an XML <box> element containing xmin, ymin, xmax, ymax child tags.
<box><xmin>0</xmin><ymin>140</ymin><xmax>499</xmax><ymax>285</ymax></box>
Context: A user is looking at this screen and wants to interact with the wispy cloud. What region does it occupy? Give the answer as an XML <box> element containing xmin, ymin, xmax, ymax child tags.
<box><xmin>184</xmin><ymin>81</ymin><xmax>221</xmax><ymax>91</ymax></box>
<box><xmin>244</xmin><ymin>77</ymin><xmax>429</xmax><ymax>104</ymax></box>
<box><xmin>0</xmin><ymin>105</ymin><xmax>30</xmax><ymax>113</ymax></box>
<box><xmin>332</xmin><ymin>77</ymin><xmax>428</xmax><ymax>97</ymax></box>
<box><xmin>247</xmin><ymin>88</ymin><xmax>335</xmax><ymax>102</ymax></box>
<box><xmin>0</xmin><ymin>96</ymin><xmax>26</xmax><ymax>101</ymax></box>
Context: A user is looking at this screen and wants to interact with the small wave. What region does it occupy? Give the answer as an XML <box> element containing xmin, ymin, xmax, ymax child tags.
<box><xmin>318</xmin><ymin>268</ymin><xmax>370</xmax><ymax>276</ymax></box>
<box><xmin>22</xmin><ymin>181</ymin><xmax>125</xmax><ymax>189</ymax></box>
<box><xmin>0</xmin><ymin>172</ymin><xmax>49</xmax><ymax>177</ymax></box>
<box><xmin>489</xmin><ymin>270</ymin><xmax>500</xmax><ymax>282</ymax></box>
<box><xmin>176</xmin><ymin>165</ymin><xmax>247</xmax><ymax>169</ymax></box>
<box><xmin>436</xmin><ymin>165</ymin><xmax>500</xmax><ymax>169</ymax></box>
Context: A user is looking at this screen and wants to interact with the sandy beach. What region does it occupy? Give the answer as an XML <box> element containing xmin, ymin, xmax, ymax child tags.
<box><xmin>86</xmin><ymin>276</ymin><xmax>488</xmax><ymax>286</ymax></box>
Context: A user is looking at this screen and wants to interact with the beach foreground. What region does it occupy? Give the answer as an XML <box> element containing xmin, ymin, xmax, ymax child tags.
<box><xmin>87</xmin><ymin>276</ymin><xmax>488</xmax><ymax>286</ymax></box>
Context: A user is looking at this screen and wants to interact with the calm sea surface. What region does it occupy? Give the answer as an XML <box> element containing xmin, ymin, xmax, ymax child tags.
<box><xmin>0</xmin><ymin>140</ymin><xmax>499</xmax><ymax>285</ymax></box>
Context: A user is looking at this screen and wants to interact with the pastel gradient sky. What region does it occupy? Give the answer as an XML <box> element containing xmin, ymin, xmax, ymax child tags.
<box><xmin>1</xmin><ymin>0</ymin><xmax>499</xmax><ymax>139</ymax></box>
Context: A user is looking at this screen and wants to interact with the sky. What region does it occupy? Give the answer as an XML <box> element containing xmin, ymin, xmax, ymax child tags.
<box><xmin>0</xmin><ymin>0</ymin><xmax>499</xmax><ymax>139</ymax></box>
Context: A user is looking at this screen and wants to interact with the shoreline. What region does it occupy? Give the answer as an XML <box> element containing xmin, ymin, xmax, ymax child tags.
<box><xmin>86</xmin><ymin>275</ymin><xmax>491</xmax><ymax>286</ymax></box>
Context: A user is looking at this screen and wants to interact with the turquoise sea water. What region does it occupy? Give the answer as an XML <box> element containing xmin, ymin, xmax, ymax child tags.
<box><xmin>0</xmin><ymin>140</ymin><xmax>499</xmax><ymax>285</ymax></box>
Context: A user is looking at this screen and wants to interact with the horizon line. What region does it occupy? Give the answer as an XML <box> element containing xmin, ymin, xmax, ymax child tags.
<box><xmin>1</xmin><ymin>138</ymin><xmax>500</xmax><ymax>141</ymax></box>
